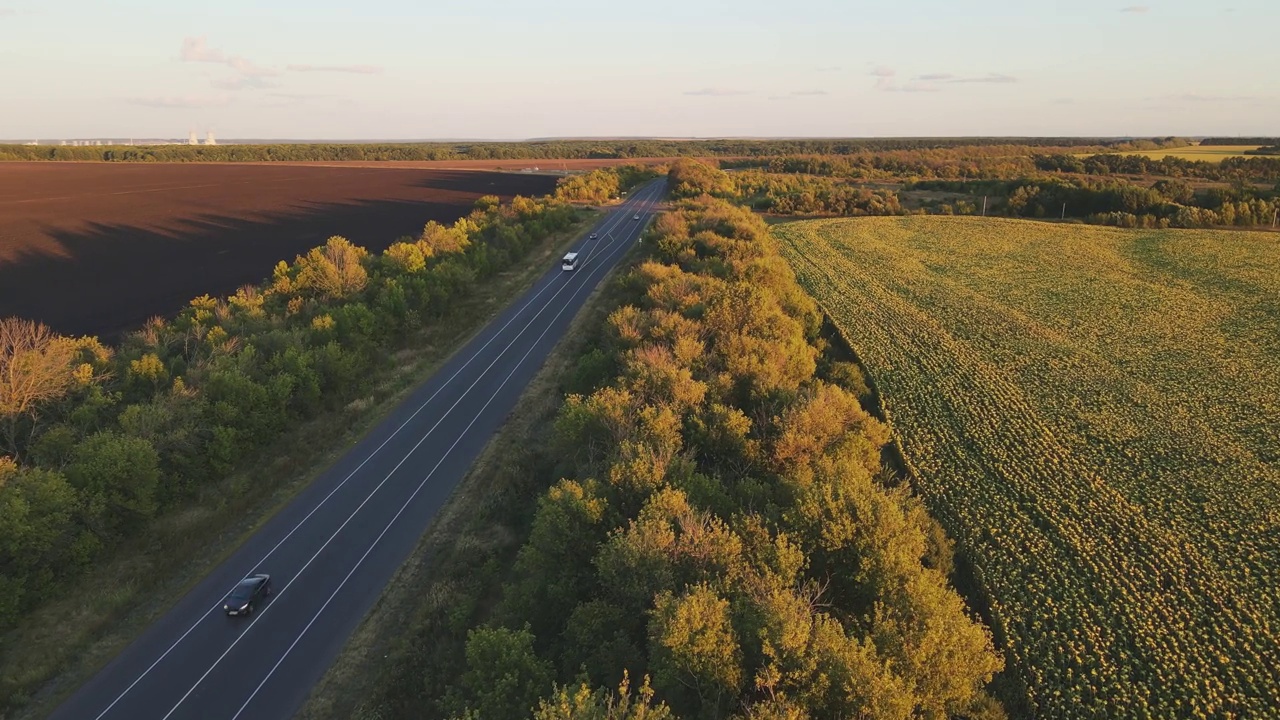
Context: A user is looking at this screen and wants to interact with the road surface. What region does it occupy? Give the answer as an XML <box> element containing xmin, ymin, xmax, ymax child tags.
<box><xmin>49</xmin><ymin>181</ymin><xmax>666</xmax><ymax>720</ymax></box>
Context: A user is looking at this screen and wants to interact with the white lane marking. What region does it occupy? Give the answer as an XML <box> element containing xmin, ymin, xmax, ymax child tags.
<box><xmin>87</xmin><ymin>185</ymin><xmax>656</xmax><ymax>720</ymax></box>
<box><xmin>229</xmin><ymin>196</ymin><xmax>653</xmax><ymax>720</ymax></box>
<box><xmin>151</xmin><ymin>186</ymin><xmax>660</xmax><ymax>720</ymax></box>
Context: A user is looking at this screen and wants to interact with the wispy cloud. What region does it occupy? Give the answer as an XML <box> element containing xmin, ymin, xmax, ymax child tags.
<box><xmin>878</xmin><ymin>71</ymin><xmax>1018</xmax><ymax>92</ymax></box>
<box><xmin>179</xmin><ymin>36</ymin><xmax>225</xmax><ymax>63</ymax></box>
<box><xmin>684</xmin><ymin>88</ymin><xmax>750</xmax><ymax>97</ymax></box>
<box><xmin>867</xmin><ymin>66</ymin><xmax>897</xmax><ymax>91</ymax></box>
<box><xmin>260</xmin><ymin>92</ymin><xmax>331</xmax><ymax>108</ymax></box>
<box><xmin>769</xmin><ymin>90</ymin><xmax>829</xmax><ymax>100</ymax></box>
<box><xmin>882</xmin><ymin>82</ymin><xmax>942</xmax><ymax>93</ymax></box>
<box><xmin>1120</xmin><ymin>5</ymin><xmax>1150</xmax><ymax>12</ymax></box>
<box><xmin>287</xmin><ymin>63</ymin><xmax>383</xmax><ymax>74</ymax></box>
<box><xmin>226</xmin><ymin>57</ymin><xmax>275</xmax><ymax>77</ymax></box>
<box><xmin>125</xmin><ymin>94</ymin><xmax>232</xmax><ymax>109</ymax></box>
<box><xmin>180</xmin><ymin>36</ymin><xmax>278</xmax><ymax>84</ymax></box>
<box><xmin>949</xmin><ymin>73</ymin><xmax>1018</xmax><ymax>84</ymax></box>
<box><xmin>1161</xmin><ymin>93</ymin><xmax>1255</xmax><ymax>102</ymax></box>
<box><xmin>212</xmin><ymin>76</ymin><xmax>278</xmax><ymax>90</ymax></box>
<box><xmin>0</xmin><ymin>8</ymin><xmax>16</xmax><ymax>16</ymax></box>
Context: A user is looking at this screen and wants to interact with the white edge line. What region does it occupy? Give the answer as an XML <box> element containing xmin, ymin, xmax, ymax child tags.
<box><xmin>87</xmin><ymin>183</ymin><xmax>658</xmax><ymax>720</ymax></box>
<box><xmin>230</xmin><ymin>190</ymin><xmax>653</xmax><ymax>720</ymax></box>
<box><xmin>151</xmin><ymin>185</ymin><xmax>660</xmax><ymax>720</ymax></box>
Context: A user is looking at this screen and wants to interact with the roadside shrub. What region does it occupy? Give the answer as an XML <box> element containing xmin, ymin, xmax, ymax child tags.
<box><xmin>64</xmin><ymin>431</ymin><xmax>160</xmax><ymax>538</ymax></box>
<box><xmin>424</xmin><ymin>195</ymin><xmax>1003</xmax><ymax>719</ymax></box>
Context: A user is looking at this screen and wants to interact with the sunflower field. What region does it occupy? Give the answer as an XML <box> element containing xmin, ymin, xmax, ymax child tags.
<box><xmin>774</xmin><ymin>215</ymin><xmax>1280</xmax><ymax>719</ymax></box>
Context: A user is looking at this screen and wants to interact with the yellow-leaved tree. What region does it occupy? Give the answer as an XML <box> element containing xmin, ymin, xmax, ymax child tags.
<box><xmin>294</xmin><ymin>236</ymin><xmax>369</xmax><ymax>300</ymax></box>
<box><xmin>0</xmin><ymin>318</ymin><xmax>80</xmax><ymax>457</ymax></box>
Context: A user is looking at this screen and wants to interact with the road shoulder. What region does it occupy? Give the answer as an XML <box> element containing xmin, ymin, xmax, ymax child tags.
<box><xmin>297</xmin><ymin>234</ymin><xmax>645</xmax><ymax>720</ymax></box>
<box><xmin>6</xmin><ymin>211</ymin><xmax>600</xmax><ymax>720</ymax></box>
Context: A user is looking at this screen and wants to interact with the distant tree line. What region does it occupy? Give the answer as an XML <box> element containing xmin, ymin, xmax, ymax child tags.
<box><xmin>1035</xmin><ymin>153</ymin><xmax>1280</xmax><ymax>183</ymax></box>
<box><xmin>1246</xmin><ymin>145</ymin><xmax>1280</xmax><ymax>156</ymax></box>
<box><xmin>554</xmin><ymin>165</ymin><xmax>661</xmax><ymax>204</ymax></box>
<box><xmin>0</xmin><ymin>137</ymin><xmax>1176</xmax><ymax>164</ymax></box>
<box><xmin>1198</xmin><ymin>138</ymin><xmax>1280</xmax><ymax>147</ymax></box>
<box><xmin>720</xmin><ymin>141</ymin><xmax>1188</xmax><ymax>181</ymax></box>
<box><xmin>665</xmin><ymin>159</ymin><xmax>900</xmax><ymax>217</ymax></box>
<box><xmin>910</xmin><ymin>176</ymin><xmax>1280</xmax><ymax>229</ymax></box>
<box><xmin>734</xmin><ymin>171</ymin><xmax>905</xmax><ymax>216</ymax></box>
<box><xmin>0</xmin><ymin>171</ymin><xmax>651</xmax><ymax>694</ymax></box>
<box><xmin>666</xmin><ymin>157</ymin><xmax>1280</xmax><ymax>230</ymax></box>
<box><xmin>388</xmin><ymin>190</ymin><xmax>1005</xmax><ymax>719</ymax></box>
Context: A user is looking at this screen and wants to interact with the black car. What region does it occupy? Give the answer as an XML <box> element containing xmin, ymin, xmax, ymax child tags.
<box><xmin>224</xmin><ymin>574</ymin><xmax>272</xmax><ymax>616</ymax></box>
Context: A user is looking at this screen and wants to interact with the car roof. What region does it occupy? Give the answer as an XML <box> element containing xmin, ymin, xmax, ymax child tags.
<box><xmin>563</xmin><ymin>252</ymin><xmax>578</xmax><ymax>259</ymax></box>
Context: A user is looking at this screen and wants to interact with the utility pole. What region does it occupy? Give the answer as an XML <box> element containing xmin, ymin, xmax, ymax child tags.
<box><xmin>982</xmin><ymin>196</ymin><xmax>987</xmax><ymax>217</ymax></box>
<box><xmin>1062</xmin><ymin>202</ymin><xmax>1067</xmax><ymax>220</ymax></box>
<box><xmin>1272</xmin><ymin>208</ymin><xmax>1278</xmax><ymax>229</ymax></box>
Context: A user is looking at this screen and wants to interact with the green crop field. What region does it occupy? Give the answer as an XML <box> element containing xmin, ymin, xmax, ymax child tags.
<box><xmin>774</xmin><ymin>216</ymin><xmax>1280</xmax><ymax>719</ymax></box>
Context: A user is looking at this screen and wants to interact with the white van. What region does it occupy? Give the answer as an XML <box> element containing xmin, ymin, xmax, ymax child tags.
<box><xmin>561</xmin><ymin>252</ymin><xmax>580</xmax><ymax>271</ymax></box>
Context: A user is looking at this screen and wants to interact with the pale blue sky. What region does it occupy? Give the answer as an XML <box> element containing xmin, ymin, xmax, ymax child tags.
<box><xmin>1</xmin><ymin>0</ymin><xmax>1276</xmax><ymax>140</ymax></box>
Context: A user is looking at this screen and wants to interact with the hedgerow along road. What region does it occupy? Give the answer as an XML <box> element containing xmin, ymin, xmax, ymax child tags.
<box><xmin>49</xmin><ymin>181</ymin><xmax>667</xmax><ymax>720</ymax></box>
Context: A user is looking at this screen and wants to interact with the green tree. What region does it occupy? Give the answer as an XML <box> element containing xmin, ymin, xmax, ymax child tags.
<box><xmin>64</xmin><ymin>431</ymin><xmax>161</xmax><ymax>536</ymax></box>
<box><xmin>649</xmin><ymin>584</ymin><xmax>744</xmax><ymax>716</ymax></box>
<box><xmin>560</xmin><ymin>600</ymin><xmax>648</xmax><ymax>690</ymax></box>
<box><xmin>504</xmin><ymin>479</ymin><xmax>611</xmax><ymax>641</ymax></box>
<box><xmin>454</xmin><ymin>625</ymin><xmax>555</xmax><ymax>720</ymax></box>
<box><xmin>1152</xmin><ymin>178</ymin><xmax>1194</xmax><ymax>204</ymax></box>
<box><xmin>0</xmin><ymin>466</ymin><xmax>84</xmax><ymax>623</ymax></box>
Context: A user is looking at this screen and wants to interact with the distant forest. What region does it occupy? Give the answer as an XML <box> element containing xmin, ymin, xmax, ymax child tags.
<box><xmin>1199</xmin><ymin>137</ymin><xmax>1280</xmax><ymax>146</ymax></box>
<box><xmin>0</xmin><ymin>137</ymin><xmax>1185</xmax><ymax>163</ymax></box>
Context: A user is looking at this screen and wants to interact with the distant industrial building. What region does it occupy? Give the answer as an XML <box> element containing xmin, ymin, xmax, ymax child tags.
<box><xmin>18</xmin><ymin>134</ymin><xmax>229</xmax><ymax>147</ymax></box>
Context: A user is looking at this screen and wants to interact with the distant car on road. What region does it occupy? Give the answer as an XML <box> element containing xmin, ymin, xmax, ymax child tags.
<box><xmin>224</xmin><ymin>574</ymin><xmax>271</xmax><ymax>616</ymax></box>
<box><xmin>589</xmin><ymin>232</ymin><xmax>598</xmax><ymax>239</ymax></box>
<box><xmin>633</xmin><ymin>213</ymin><xmax>640</xmax><ymax>220</ymax></box>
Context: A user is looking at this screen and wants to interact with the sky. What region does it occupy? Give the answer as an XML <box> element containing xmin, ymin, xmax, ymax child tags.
<box><xmin>1</xmin><ymin>0</ymin><xmax>1276</xmax><ymax>140</ymax></box>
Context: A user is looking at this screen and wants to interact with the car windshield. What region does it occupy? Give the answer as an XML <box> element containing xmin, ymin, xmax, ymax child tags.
<box><xmin>228</xmin><ymin>579</ymin><xmax>258</xmax><ymax>604</ymax></box>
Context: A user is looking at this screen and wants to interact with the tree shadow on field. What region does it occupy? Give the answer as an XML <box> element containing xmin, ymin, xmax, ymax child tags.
<box><xmin>0</xmin><ymin>170</ymin><xmax>557</xmax><ymax>342</ymax></box>
<box><xmin>406</xmin><ymin>170</ymin><xmax>561</xmax><ymax>195</ymax></box>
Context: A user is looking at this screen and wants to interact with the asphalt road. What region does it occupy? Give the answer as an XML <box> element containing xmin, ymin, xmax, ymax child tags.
<box><xmin>49</xmin><ymin>181</ymin><xmax>667</xmax><ymax>720</ymax></box>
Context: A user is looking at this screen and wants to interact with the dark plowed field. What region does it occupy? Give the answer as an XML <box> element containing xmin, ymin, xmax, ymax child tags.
<box><xmin>0</xmin><ymin>163</ymin><xmax>558</xmax><ymax>340</ymax></box>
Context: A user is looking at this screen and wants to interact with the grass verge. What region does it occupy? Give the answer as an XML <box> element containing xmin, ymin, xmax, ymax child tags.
<box><xmin>296</xmin><ymin>230</ymin><xmax>642</xmax><ymax>720</ymax></box>
<box><xmin>1</xmin><ymin>209</ymin><xmax>601</xmax><ymax>720</ymax></box>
